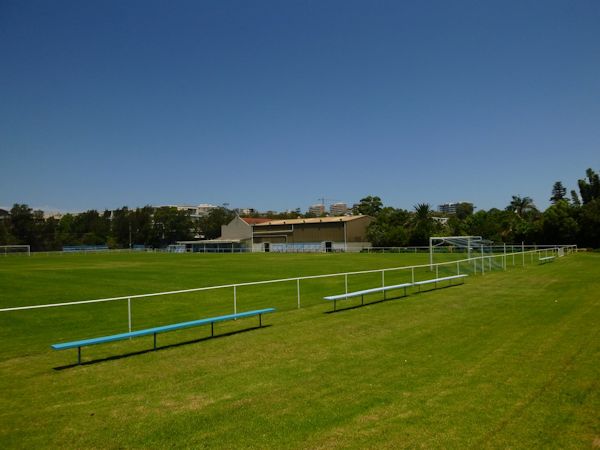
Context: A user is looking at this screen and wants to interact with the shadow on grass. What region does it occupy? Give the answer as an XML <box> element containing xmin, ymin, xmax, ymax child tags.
<box><xmin>325</xmin><ymin>282</ymin><xmax>465</xmax><ymax>313</ymax></box>
<box><xmin>53</xmin><ymin>324</ymin><xmax>272</xmax><ymax>370</ymax></box>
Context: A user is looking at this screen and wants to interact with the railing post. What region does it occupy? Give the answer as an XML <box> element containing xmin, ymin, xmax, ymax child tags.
<box><xmin>381</xmin><ymin>270</ymin><xmax>385</xmax><ymax>288</ymax></box>
<box><xmin>456</xmin><ymin>261</ymin><xmax>460</xmax><ymax>275</ymax></box>
<box><xmin>345</xmin><ymin>273</ymin><xmax>348</xmax><ymax>295</ymax></box>
<box><xmin>411</xmin><ymin>267</ymin><xmax>415</xmax><ymax>284</ymax></box>
<box><xmin>522</xmin><ymin>242</ymin><xmax>525</xmax><ymax>267</ymax></box>
<box><xmin>233</xmin><ymin>285</ymin><xmax>237</xmax><ymax>315</ymax></box>
<box><xmin>297</xmin><ymin>279</ymin><xmax>300</xmax><ymax>309</ymax></box>
<box><xmin>128</xmin><ymin>297</ymin><xmax>132</xmax><ymax>333</ymax></box>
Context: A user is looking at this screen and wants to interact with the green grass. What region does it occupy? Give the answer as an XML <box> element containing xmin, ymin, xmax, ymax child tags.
<box><xmin>0</xmin><ymin>252</ymin><xmax>598</xmax><ymax>448</ymax></box>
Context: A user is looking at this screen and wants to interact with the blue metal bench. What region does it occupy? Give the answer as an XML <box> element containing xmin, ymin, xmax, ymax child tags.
<box><xmin>324</xmin><ymin>283</ymin><xmax>413</xmax><ymax>311</ymax></box>
<box><xmin>324</xmin><ymin>274</ymin><xmax>468</xmax><ymax>311</ymax></box>
<box><xmin>412</xmin><ymin>274</ymin><xmax>467</xmax><ymax>291</ymax></box>
<box><xmin>52</xmin><ymin>308</ymin><xmax>276</xmax><ymax>364</ymax></box>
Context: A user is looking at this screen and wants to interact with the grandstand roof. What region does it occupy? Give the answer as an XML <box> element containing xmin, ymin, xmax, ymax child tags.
<box><xmin>241</xmin><ymin>217</ymin><xmax>272</xmax><ymax>225</ymax></box>
<box><xmin>253</xmin><ymin>215</ymin><xmax>370</xmax><ymax>226</ymax></box>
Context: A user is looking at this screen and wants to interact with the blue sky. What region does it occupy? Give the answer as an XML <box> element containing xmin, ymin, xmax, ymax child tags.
<box><xmin>1</xmin><ymin>0</ymin><xmax>599</xmax><ymax>213</ymax></box>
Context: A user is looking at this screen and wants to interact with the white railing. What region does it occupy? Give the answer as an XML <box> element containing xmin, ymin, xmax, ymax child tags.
<box><xmin>0</xmin><ymin>246</ymin><xmax>577</xmax><ymax>334</ymax></box>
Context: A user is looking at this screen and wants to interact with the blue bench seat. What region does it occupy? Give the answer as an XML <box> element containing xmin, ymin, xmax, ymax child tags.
<box><xmin>324</xmin><ymin>274</ymin><xmax>468</xmax><ymax>311</ymax></box>
<box><xmin>412</xmin><ymin>274</ymin><xmax>467</xmax><ymax>291</ymax></box>
<box><xmin>52</xmin><ymin>307</ymin><xmax>275</xmax><ymax>364</ymax></box>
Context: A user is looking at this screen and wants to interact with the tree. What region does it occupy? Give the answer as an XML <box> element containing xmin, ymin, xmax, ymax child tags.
<box><xmin>111</xmin><ymin>207</ymin><xmax>131</xmax><ymax>248</ymax></box>
<box><xmin>150</xmin><ymin>207</ymin><xmax>194</xmax><ymax>247</ymax></box>
<box><xmin>366</xmin><ymin>207</ymin><xmax>410</xmax><ymax>247</ymax></box>
<box><xmin>130</xmin><ymin>206</ymin><xmax>154</xmax><ymax>245</ymax></box>
<box><xmin>541</xmin><ymin>200</ymin><xmax>578</xmax><ymax>243</ymax></box>
<box><xmin>467</xmin><ymin>209</ymin><xmax>515</xmax><ymax>243</ymax></box>
<box><xmin>0</xmin><ymin>218</ymin><xmax>14</xmax><ymax>245</ymax></box>
<box><xmin>506</xmin><ymin>195</ymin><xmax>538</xmax><ymax>218</ymax></box>
<box><xmin>577</xmin><ymin>168</ymin><xmax>600</xmax><ymax>204</ymax></box>
<box><xmin>550</xmin><ymin>181</ymin><xmax>567</xmax><ymax>204</ymax></box>
<box><xmin>455</xmin><ymin>202</ymin><xmax>474</xmax><ymax>220</ymax></box>
<box><xmin>570</xmin><ymin>190</ymin><xmax>581</xmax><ymax>206</ymax></box>
<box><xmin>353</xmin><ymin>196</ymin><xmax>383</xmax><ymax>217</ymax></box>
<box><xmin>9</xmin><ymin>204</ymin><xmax>35</xmax><ymax>247</ymax></box>
<box><xmin>197</xmin><ymin>207</ymin><xmax>236</xmax><ymax>240</ymax></box>
<box><xmin>578</xmin><ymin>199</ymin><xmax>600</xmax><ymax>248</ymax></box>
<box><xmin>409</xmin><ymin>203</ymin><xmax>441</xmax><ymax>245</ymax></box>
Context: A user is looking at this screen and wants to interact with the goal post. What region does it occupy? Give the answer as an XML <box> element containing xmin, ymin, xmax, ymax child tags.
<box><xmin>429</xmin><ymin>236</ymin><xmax>491</xmax><ymax>268</ymax></box>
<box><xmin>0</xmin><ymin>245</ymin><xmax>31</xmax><ymax>256</ymax></box>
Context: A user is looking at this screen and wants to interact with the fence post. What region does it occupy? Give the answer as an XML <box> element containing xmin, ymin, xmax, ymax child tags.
<box><xmin>381</xmin><ymin>270</ymin><xmax>385</xmax><ymax>287</ymax></box>
<box><xmin>345</xmin><ymin>273</ymin><xmax>348</xmax><ymax>295</ymax></box>
<box><xmin>411</xmin><ymin>267</ymin><xmax>415</xmax><ymax>284</ymax></box>
<box><xmin>297</xmin><ymin>279</ymin><xmax>300</xmax><ymax>309</ymax></box>
<box><xmin>457</xmin><ymin>261</ymin><xmax>460</xmax><ymax>275</ymax></box>
<box><xmin>128</xmin><ymin>297</ymin><xmax>132</xmax><ymax>333</ymax></box>
<box><xmin>522</xmin><ymin>242</ymin><xmax>525</xmax><ymax>267</ymax></box>
<box><xmin>233</xmin><ymin>285</ymin><xmax>237</xmax><ymax>315</ymax></box>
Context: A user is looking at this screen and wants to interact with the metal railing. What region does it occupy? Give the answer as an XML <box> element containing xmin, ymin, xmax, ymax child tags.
<box><xmin>0</xmin><ymin>246</ymin><xmax>577</xmax><ymax>335</ymax></box>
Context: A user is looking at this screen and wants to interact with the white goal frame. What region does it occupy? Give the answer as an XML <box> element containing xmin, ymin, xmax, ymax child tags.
<box><xmin>0</xmin><ymin>245</ymin><xmax>31</xmax><ymax>256</ymax></box>
<box><xmin>429</xmin><ymin>236</ymin><xmax>492</xmax><ymax>268</ymax></box>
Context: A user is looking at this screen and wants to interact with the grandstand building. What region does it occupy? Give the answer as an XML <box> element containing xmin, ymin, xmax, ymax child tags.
<box><xmin>177</xmin><ymin>215</ymin><xmax>373</xmax><ymax>253</ymax></box>
<box><xmin>220</xmin><ymin>216</ymin><xmax>272</xmax><ymax>243</ymax></box>
<box><xmin>252</xmin><ymin>215</ymin><xmax>373</xmax><ymax>252</ymax></box>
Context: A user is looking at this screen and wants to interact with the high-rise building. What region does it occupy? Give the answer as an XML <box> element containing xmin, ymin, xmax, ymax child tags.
<box><xmin>438</xmin><ymin>202</ymin><xmax>473</xmax><ymax>215</ymax></box>
<box><xmin>308</xmin><ymin>204</ymin><xmax>326</xmax><ymax>216</ymax></box>
<box><xmin>329</xmin><ymin>202</ymin><xmax>348</xmax><ymax>216</ymax></box>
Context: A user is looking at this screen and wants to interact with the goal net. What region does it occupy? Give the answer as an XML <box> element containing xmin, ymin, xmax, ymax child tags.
<box><xmin>429</xmin><ymin>236</ymin><xmax>493</xmax><ymax>267</ymax></box>
<box><xmin>0</xmin><ymin>245</ymin><xmax>31</xmax><ymax>256</ymax></box>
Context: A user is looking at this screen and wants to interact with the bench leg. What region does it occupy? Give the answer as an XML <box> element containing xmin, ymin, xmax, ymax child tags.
<box><xmin>78</xmin><ymin>347</ymin><xmax>81</xmax><ymax>365</ymax></box>
<box><xmin>361</xmin><ymin>295</ymin><xmax>364</xmax><ymax>305</ymax></box>
<box><xmin>211</xmin><ymin>322</ymin><xmax>214</xmax><ymax>337</ymax></box>
<box><xmin>259</xmin><ymin>314</ymin><xmax>262</xmax><ymax>328</ymax></box>
<box><xmin>334</xmin><ymin>299</ymin><xmax>336</xmax><ymax>312</ymax></box>
<box><xmin>153</xmin><ymin>333</ymin><xmax>157</xmax><ymax>350</ymax></box>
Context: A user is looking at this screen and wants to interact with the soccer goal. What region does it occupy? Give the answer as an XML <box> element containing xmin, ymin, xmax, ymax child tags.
<box><xmin>429</xmin><ymin>236</ymin><xmax>493</xmax><ymax>268</ymax></box>
<box><xmin>0</xmin><ymin>245</ymin><xmax>31</xmax><ymax>256</ymax></box>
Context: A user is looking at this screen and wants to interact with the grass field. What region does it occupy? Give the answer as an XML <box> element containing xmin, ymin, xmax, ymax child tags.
<box><xmin>0</xmin><ymin>251</ymin><xmax>598</xmax><ymax>448</ymax></box>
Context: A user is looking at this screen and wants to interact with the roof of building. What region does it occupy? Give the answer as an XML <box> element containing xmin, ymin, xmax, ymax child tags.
<box><xmin>253</xmin><ymin>215</ymin><xmax>371</xmax><ymax>226</ymax></box>
<box><xmin>240</xmin><ymin>217</ymin><xmax>273</xmax><ymax>225</ymax></box>
<box><xmin>177</xmin><ymin>239</ymin><xmax>243</xmax><ymax>244</ymax></box>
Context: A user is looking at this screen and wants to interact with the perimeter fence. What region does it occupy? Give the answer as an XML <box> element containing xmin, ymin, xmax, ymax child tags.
<box><xmin>0</xmin><ymin>245</ymin><xmax>577</xmax><ymax>358</ymax></box>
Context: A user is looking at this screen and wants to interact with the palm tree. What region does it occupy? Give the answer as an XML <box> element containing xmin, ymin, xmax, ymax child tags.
<box><xmin>410</xmin><ymin>203</ymin><xmax>435</xmax><ymax>245</ymax></box>
<box><xmin>507</xmin><ymin>196</ymin><xmax>537</xmax><ymax>218</ymax></box>
<box><xmin>413</xmin><ymin>203</ymin><xmax>432</xmax><ymax>222</ymax></box>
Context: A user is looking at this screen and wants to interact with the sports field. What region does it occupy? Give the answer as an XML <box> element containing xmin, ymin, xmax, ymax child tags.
<box><xmin>0</xmin><ymin>252</ymin><xmax>598</xmax><ymax>448</ymax></box>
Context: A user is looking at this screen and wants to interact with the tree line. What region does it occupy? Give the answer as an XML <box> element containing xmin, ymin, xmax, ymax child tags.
<box><xmin>1</xmin><ymin>167</ymin><xmax>599</xmax><ymax>251</ymax></box>
<box><xmin>357</xmin><ymin>168</ymin><xmax>600</xmax><ymax>248</ymax></box>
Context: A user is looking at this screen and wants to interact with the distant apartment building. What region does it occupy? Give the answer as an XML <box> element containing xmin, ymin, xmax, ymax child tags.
<box><xmin>329</xmin><ymin>202</ymin><xmax>348</xmax><ymax>216</ymax></box>
<box><xmin>438</xmin><ymin>202</ymin><xmax>473</xmax><ymax>215</ymax></box>
<box><xmin>239</xmin><ymin>208</ymin><xmax>257</xmax><ymax>216</ymax></box>
<box><xmin>161</xmin><ymin>204</ymin><xmax>218</xmax><ymax>219</ymax></box>
<box><xmin>308</xmin><ymin>204</ymin><xmax>326</xmax><ymax>216</ymax></box>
